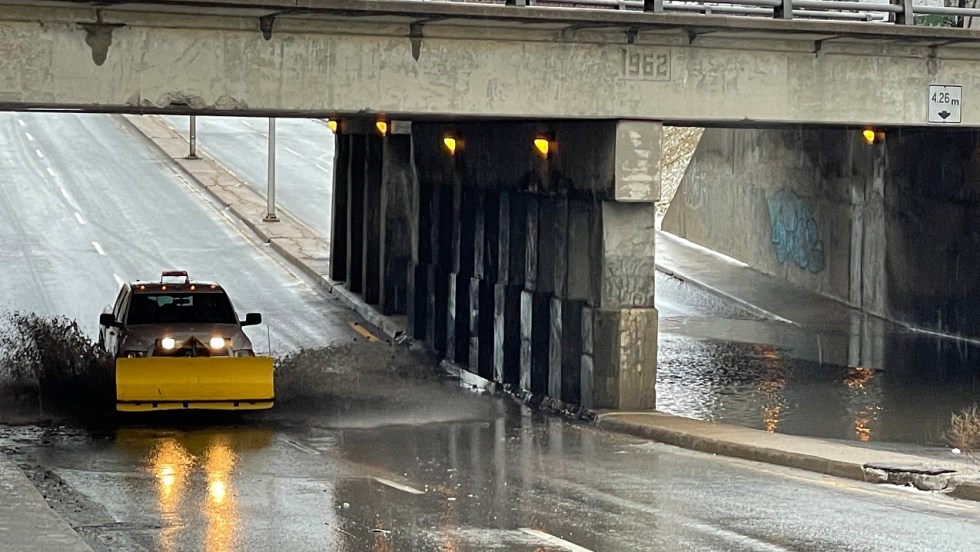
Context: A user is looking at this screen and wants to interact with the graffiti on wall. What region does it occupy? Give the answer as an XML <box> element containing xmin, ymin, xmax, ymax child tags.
<box><xmin>767</xmin><ymin>189</ymin><xmax>824</xmax><ymax>273</ymax></box>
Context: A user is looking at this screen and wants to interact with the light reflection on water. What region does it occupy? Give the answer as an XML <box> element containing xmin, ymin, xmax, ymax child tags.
<box><xmin>129</xmin><ymin>428</ymin><xmax>275</xmax><ymax>552</ymax></box>
<box><xmin>656</xmin><ymin>333</ymin><xmax>980</xmax><ymax>446</ymax></box>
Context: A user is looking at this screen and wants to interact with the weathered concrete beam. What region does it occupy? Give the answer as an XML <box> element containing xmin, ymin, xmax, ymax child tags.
<box><xmin>5</xmin><ymin>5</ymin><xmax>980</xmax><ymax>125</ymax></box>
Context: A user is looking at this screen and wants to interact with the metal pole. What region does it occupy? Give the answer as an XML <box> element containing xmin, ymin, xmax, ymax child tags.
<box><xmin>187</xmin><ymin>115</ymin><xmax>198</xmax><ymax>159</ymax></box>
<box><xmin>264</xmin><ymin>117</ymin><xmax>279</xmax><ymax>222</ymax></box>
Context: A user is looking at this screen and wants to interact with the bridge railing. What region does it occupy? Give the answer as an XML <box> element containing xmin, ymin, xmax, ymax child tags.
<box><xmin>493</xmin><ymin>0</ymin><xmax>980</xmax><ymax>27</ymax></box>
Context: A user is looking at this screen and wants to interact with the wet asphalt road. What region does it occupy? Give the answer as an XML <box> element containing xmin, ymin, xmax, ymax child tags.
<box><xmin>161</xmin><ymin>115</ymin><xmax>335</xmax><ymax>239</ymax></box>
<box><xmin>5</xmin><ymin>390</ymin><xmax>980</xmax><ymax>552</ymax></box>
<box><xmin>0</xmin><ymin>112</ymin><xmax>356</xmax><ymax>353</ymax></box>
<box><xmin>1</xmin><ymin>113</ymin><xmax>979</xmax><ymax>551</ymax></box>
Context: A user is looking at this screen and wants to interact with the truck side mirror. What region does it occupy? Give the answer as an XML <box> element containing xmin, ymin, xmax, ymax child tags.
<box><xmin>241</xmin><ymin>313</ymin><xmax>262</xmax><ymax>326</ymax></box>
<box><xmin>100</xmin><ymin>313</ymin><xmax>119</xmax><ymax>328</ymax></box>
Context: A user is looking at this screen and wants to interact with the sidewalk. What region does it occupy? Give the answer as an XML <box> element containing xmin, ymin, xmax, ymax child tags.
<box><xmin>655</xmin><ymin>229</ymin><xmax>858</xmax><ymax>330</ymax></box>
<box><xmin>121</xmin><ymin>114</ymin><xmax>980</xmax><ymax>502</ymax></box>
<box><xmin>0</xmin><ymin>455</ymin><xmax>93</xmax><ymax>552</ymax></box>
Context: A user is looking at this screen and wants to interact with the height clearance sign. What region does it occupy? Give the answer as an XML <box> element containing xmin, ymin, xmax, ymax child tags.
<box><xmin>929</xmin><ymin>84</ymin><xmax>962</xmax><ymax>124</ymax></box>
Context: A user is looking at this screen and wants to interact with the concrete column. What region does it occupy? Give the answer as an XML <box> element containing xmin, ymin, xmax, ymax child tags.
<box><xmin>346</xmin><ymin>134</ymin><xmax>366</xmax><ymax>294</ymax></box>
<box><xmin>362</xmin><ymin>135</ymin><xmax>383</xmax><ymax>305</ymax></box>
<box><xmin>407</xmin><ymin>148</ymin><xmax>428</xmax><ymax>340</ymax></box>
<box><xmin>469</xmin><ymin>190</ymin><xmax>494</xmax><ymax>380</ymax></box>
<box><xmin>547</xmin><ymin>198</ymin><xmax>592</xmax><ymax>405</ymax></box>
<box><xmin>580</xmin><ymin>120</ymin><xmax>662</xmax><ymax>411</ymax></box>
<box><xmin>520</xmin><ymin>195</ymin><xmax>550</xmax><ymax>395</ymax></box>
<box><xmin>447</xmin><ymin>182</ymin><xmax>476</xmax><ymax>364</ymax></box>
<box><xmin>494</xmin><ymin>191</ymin><xmax>524</xmax><ymax>386</ymax></box>
<box><xmin>861</xmin><ymin>146</ymin><xmax>888</xmax><ymax>317</ymax></box>
<box><xmin>426</xmin><ymin>183</ymin><xmax>453</xmax><ymax>354</ymax></box>
<box><xmin>379</xmin><ymin>134</ymin><xmax>414</xmax><ymax>315</ymax></box>
<box><xmin>329</xmin><ymin>133</ymin><xmax>350</xmax><ymax>283</ymax></box>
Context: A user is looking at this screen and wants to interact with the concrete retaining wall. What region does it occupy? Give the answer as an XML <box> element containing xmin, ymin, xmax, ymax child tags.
<box><xmin>663</xmin><ymin>127</ymin><xmax>980</xmax><ymax>338</ymax></box>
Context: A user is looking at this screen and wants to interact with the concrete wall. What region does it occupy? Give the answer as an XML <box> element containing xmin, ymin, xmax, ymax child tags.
<box><xmin>884</xmin><ymin>130</ymin><xmax>980</xmax><ymax>334</ymax></box>
<box><xmin>662</xmin><ymin>128</ymin><xmax>861</xmax><ymax>302</ymax></box>
<box><xmin>663</xmin><ymin>127</ymin><xmax>980</xmax><ymax>338</ymax></box>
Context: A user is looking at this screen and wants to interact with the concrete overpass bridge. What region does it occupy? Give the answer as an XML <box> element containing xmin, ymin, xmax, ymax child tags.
<box><xmin>6</xmin><ymin>0</ymin><xmax>980</xmax><ymax>410</ymax></box>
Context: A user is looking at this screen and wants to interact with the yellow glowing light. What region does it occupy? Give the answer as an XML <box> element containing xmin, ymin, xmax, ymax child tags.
<box><xmin>862</xmin><ymin>129</ymin><xmax>876</xmax><ymax>144</ymax></box>
<box><xmin>533</xmin><ymin>137</ymin><xmax>550</xmax><ymax>157</ymax></box>
<box><xmin>209</xmin><ymin>480</ymin><xmax>227</xmax><ymax>503</ymax></box>
<box><xmin>190</xmin><ymin>285</ymin><xmax>196</xmax><ymax>291</ymax></box>
<box><xmin>209</xmin><ymin>337</ymin><xmax>226</xmax><ymax>350</ymax></box>
<box><xmin>161</xmin><ymin>337</ymin><xmax>176</xmax><ymax>350</ymax></box>
<box><xmin>326</xmin><ymin>119</ymin><xmax>338</xmax><ymax>133</ymax></box>
<box><xmin>443</xmin><ymin>136</ymin><xmax>457</xmax><ymax>155</ymax></box>
<box><xmin>375</xmin><ymin>121</ymin><xmax>388</xmax><ymax>136</ymax></box>
<box><xmin>158</xmin><ymin>464</ymin><xmax>177</xmax><ymax>492</ymax></box>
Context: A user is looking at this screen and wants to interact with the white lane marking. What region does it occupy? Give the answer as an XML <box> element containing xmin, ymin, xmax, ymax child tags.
<box><xmin>74</xmin><ymin>212</ymin><xmax>85</xmax><ymax>225</ymax></box>
<box><xmin>519</xmin><ymin>529</ymin><xmax>593</xmax><ymax>552</ymax></box>
<box><xmin>113</xmin><ymin>274</ymin><xmax>124</xmax><ymax>288</ymax></box>
<box><xmin>374</xmin><ymin>478</ymin><xmax>425</xmax><ymax>495</ymax></box>
<box><xmin>60</xmin><ymin>187</ymin><xmax>70</xmax><ymax>200</ymax></box>
<box><xmin>25</xmin><ymin>132</ymin><xmax>34</xmax><ymax>141</ymax></box>
<box><xmin>315</xmin><ymin>163</ymin><xmax>331</xmax><ymax>173</ymax></box>
<box><xmin>284</xmin><ymin>146</ymin><xmax>302</xmax><ymax>157</ymax></box>
<box><xmin>47</xmin><ymin>167</ymin><xmax>56</xmax><ymax>177</ymax></box>
<box><xmin>17</xmin><ymin>119</ymin><xmax>25</xmax><ymax>127</ymax></box>
<box><xmin>92</xmin><ymin>241</ymin><xmax>105</xmax><ymax>256</ymax></box>
<box><xmin>35</xmin><ymin>148</ymin><xmax>44</xmax><ymax>159</ymax></box>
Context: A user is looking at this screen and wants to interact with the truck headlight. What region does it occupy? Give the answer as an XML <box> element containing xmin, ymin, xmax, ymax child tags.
<box><xmin>209</xmin><ymin>337</ymin><xmax>226</xmax><ymax>350</ymax></box>
<box><xmin>160</xmin><ymin>337</ymin><xmax>176</xmax><ymax>350</ymax></box>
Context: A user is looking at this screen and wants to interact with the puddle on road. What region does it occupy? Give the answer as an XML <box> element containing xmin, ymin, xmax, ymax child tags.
<box><xmin>657</xmin><ymin>333</ymin><xmax>980</xmax><ymax>447</ymax></box>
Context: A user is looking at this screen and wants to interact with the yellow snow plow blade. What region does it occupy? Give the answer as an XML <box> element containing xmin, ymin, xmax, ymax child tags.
<box><xmin>115</xmin><ymin>357</ymin><xmax>274</xmax><ymax>412</ymax></box>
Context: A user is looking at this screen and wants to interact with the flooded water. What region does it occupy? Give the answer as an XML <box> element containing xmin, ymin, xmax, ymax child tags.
<box><xmin>656</xmin><ymin>273</ymin><xmax>980</xmax><ymax>448</ymax></box>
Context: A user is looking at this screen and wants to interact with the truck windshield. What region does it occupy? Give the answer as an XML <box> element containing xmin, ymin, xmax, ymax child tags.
<box><xmin>127</xmin><ymin>292</ymin><xmax>237</xmax><ymax>325</ymax></box>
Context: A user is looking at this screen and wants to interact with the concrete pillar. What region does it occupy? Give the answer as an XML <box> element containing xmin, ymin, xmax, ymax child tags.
<box><xmin>520</xmin><ymin>195</ymin><xmax>550</xmax><ymax>395</ymax></box>
<box><xmin>379</xmin><ymin>134</ymin><xmax>414</xmax><ymax>315</ymax></box>
<box><xmin>469</xmin><ymin>190</ymin><xmax>495</xmax><ymax>380</ymax></box>
<box><xmin>861</xmin><ymin>146</ymin><xmax>888</xmax><ymax>317</ymax></box>
<box><xmin>362</xmin><ymin>135</ymin><xmax>383</xmax><ymax>305</ymax></box>
<box><xmin>408</xmin><ymin>175</ymin><xmax>428</xmax><ymax>340</ymax></box>
<box><xmin>547</xmin><ymin>198</ymin><xmax>592</xmax><ymax>405</ymax></box>
<box><xmin>580</xmin><ymin>121</ymin><xmax>662</xmax><ymax>411</ymax></box>
<box><xmin>329</xmin><ymin>133</ymin><xmax>350</xmax><ymax>283</ymax></box>
<box><xmin>493</xmin><ymin>190</ymin><xmax>524</xmax><ymax>387</ymax></box>
<box><xmin>346</xmin><ymin>134</ymin><xmax>366</xmax><ymax>294</ymax></box>
<box><xmin>426</xmin><ymin>183</ymin><xmax>453</xmax><ymax>354</ymax></box>
<box><xmin>447</xmin><ymin>182</ymin><xmax>476</xmax><ymax>364</ymax></box>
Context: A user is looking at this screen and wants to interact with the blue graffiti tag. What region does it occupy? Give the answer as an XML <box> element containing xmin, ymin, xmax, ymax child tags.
<box><xmin>766</xmin><ymin>189</ymin><xmax>824</xmax><ymax>273</ymax></box>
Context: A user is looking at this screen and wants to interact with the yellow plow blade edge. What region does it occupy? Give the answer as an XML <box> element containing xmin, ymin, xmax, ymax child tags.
<box><xmin>116</xmin><ymin>357</ymin><xmax>274</xmax><ymax>412</ymax></box>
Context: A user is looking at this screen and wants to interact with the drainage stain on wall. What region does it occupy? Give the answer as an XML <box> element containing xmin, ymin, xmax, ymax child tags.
<box><xmin>767</xmin><ymin>189</ymin><xmax>824</xmax><ymax>273</ymax></box>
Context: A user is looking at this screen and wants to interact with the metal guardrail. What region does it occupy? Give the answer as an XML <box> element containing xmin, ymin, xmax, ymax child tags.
<box><xmin>495</xmin><ymin>0</ymin><xmax>980</xmax><ymax>27</ymax></box>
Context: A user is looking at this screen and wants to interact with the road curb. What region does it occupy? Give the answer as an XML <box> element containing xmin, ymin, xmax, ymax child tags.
<box><xmin>0</xmin><ymin>455</ymin><xmax>94</xmax><ymax>552</ymax></box>
<box><xmin>596</xmin><ymin>414</ymin><xmax>866</xmax><ymax>481</ymax></box>
<box><xmin>597</xmin><ymin>412</ymin><xmax>980</xmax><ymax>502</ymax></box>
